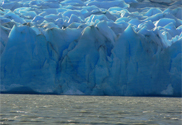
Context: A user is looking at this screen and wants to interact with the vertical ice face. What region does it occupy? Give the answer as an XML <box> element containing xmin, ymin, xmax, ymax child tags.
<box><xmin>0</xmin><ymin>25</ymin><xmax>10</xmax><ymax>54</ymax></box>
<box><xmin>0</xmin><ymin>25</ymin><xmax>59</xmax><ymax>92</ymax></box>
<box><xmin>0</xmin><ymin>0</ymin><xmax>181</xmax><ymax>96</ymax></box>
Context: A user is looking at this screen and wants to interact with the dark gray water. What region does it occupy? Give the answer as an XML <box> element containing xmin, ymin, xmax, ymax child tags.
<box><xmin>0</xmin><ymin>94</ymin><xmax>181</xmax><ymax>125</ymax></box>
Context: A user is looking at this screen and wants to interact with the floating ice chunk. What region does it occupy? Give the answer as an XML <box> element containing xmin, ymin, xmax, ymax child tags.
<box><xmin>155</xmin><ymin>18</ymin><xmax>176</xmax><ymax>27</ymax></box>
<box><xmin>144</xmin><ymin>8</ymin><xmax>162</xmax><ymax>17</ymax></box>
<box><xmin>64</xmin><ymin>88</ymin><xmax>84</xmax><ymax>95</ymax></box>
<box><xmin>161</xmin><ymin>84</ymin><xmax>173</xmax><ymax>95</ymax></box>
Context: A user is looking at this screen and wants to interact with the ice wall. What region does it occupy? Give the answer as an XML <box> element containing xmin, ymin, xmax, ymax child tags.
<box><xmin>0</xmin><ymin>0</ymin><xmax>181</xmax><ymax>96</ymax></box>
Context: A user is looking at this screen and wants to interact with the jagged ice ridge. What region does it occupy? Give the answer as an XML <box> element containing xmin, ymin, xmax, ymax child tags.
<box><xmin>0</xmin><ymin>0</ymin><xmax>181</xmax><ymax>96</ymax></box>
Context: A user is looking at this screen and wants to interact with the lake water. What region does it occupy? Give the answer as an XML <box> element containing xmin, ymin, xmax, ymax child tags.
<box><xmin>0</xmin><ymin>94</ymin><xmax>181</xmax><ymax>125</ymax></box>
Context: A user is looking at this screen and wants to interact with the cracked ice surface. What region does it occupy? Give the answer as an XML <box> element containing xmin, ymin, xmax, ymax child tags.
<box><xmin>0</xmin><ymin>0</ymin><xmax>181</xmax><ymax>96</ymax></box>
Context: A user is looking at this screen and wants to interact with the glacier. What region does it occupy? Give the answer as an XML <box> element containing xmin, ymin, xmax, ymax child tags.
<box><xmin>0</xmin><ymin>0</ymin><xmax>181</xmax><ymax>96</ymax></box>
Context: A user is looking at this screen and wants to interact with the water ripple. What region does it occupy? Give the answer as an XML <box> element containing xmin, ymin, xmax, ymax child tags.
<box><xmin>0</xmin><ymin>95</ymin><xmax>181</xmax><ymax>124</ymax></box>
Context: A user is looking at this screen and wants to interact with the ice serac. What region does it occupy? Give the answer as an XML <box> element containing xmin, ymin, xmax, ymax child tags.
<box><xmin>87</xmin><ymin>0</ymin><xmax>129</xmax><ymax>9</ymax></box>
<box><xmin>0</xmin><ymin>0</ymin><xmax>181</xmax><ymax>96</ymax></box>
<box><xmin>57</xmin><ymin>22</ymin><xmax>115</xmax><ymax>95</ymax></box>
<box><xmin>0</xmin><ymin>25</ymin><xmax>10</xmax><ymax>54</ymax></box>
<box><xmin>113</xmin><ymin>25</ymin><xmax>181</xmax><ymax>96</ymax></box>
<box><xmin>0</xmin><ymin>25</ymin><xmax>59</xmax><ymax>92</ymax></box>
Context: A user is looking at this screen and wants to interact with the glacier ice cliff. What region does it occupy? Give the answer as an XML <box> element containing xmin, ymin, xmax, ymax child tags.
<box><xmin>0</xmin><ymin>0</ymin><xmax>181</xmax><ymax>96</ymax></box>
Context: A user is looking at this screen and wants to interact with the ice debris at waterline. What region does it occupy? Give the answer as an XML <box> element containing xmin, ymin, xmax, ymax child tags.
<box><xmin>0</xmin><ymin>0</ymin><xmax>181</xmax><ymax>96</ymax></box>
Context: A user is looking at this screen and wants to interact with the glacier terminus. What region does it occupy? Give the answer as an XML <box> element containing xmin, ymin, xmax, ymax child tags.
<box><xmin>0</xmin><ymin>0</ymin><xmax>181</xmax><ymax>96</ymax></box>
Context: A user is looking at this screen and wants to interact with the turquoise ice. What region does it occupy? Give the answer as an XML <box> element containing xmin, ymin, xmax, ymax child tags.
<box><xmin>0</xmin><ymin>0</ymin><xmax>181</xmax><ymax>96</ymax></box>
